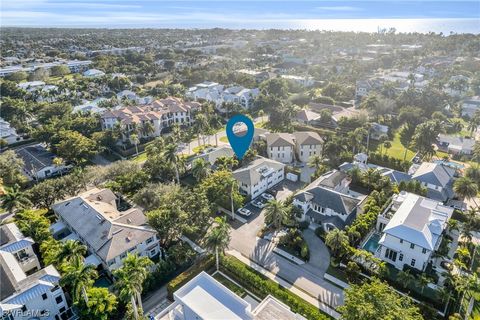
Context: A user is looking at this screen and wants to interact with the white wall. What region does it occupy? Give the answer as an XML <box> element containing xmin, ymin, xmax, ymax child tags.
<box><xmin>377</xmin><ymin>234</ymin><xmax>432</xmax><ymax>271</ymax></box>
<box><xmin>268</xmin><ymin>146</ymin><xmax>293</xmax><ymax>163</ymax></box>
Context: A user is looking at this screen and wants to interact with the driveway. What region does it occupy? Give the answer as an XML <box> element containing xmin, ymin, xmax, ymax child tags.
<box><xmin>302</xmin><ymin>228</ymin><xmax>331</xmax><ymax>276</ymax></box>
<box><xmin>270</xmin><ymin>179</ymin><xmax>305</xmax><ymax>201</ymax></box>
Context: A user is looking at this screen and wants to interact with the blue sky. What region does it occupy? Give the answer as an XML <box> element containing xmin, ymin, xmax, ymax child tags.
<box><xmin>1</xmin><ymin>1</ymin><xmax>479</xmax><ymax>29</ymax></box>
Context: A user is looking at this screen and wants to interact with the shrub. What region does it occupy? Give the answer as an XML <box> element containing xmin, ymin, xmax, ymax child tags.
<box><xmin>298</xmin><ymin>220</ymin><xmax>309</xmax><ymax>230</ymax></box>
<box><xmin>220</xmin><ymin>256</ymin><xmax>331</xmax><ymax>320</ymax></box>
<box><xmin>167</xmin><ymin>255</ymin><xmax>215</xmax><ymax>299</ymax></box>
<box><xmin>315</xmin><ymin>226</ymin><xmax>326</xmax><ymax>240</ymax></box>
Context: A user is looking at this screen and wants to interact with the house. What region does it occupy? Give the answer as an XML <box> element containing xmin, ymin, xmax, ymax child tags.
<box><xmin>196</xmin><ymin>146</ymin><xmax>234</xmax><ymax>166</ymax></box>
<box><xmin>233</xmin><ymin>157</ymin><xmax>285</xmax><ymax>198</ymax></box>
<box><xmin>0</xmin><ymin>117</ymin><xmax>21</xmax><ymax>145</ymax></box>
<box><xmin>295</xmin><ymin>109</ymin><xmax>321</xmax><ymax>125</ymax></box>
<box><xmin>101</xmin><ymin>97</ymin><xmax>201</xmax><ymax>140</ymax></box>
<box><xmin>186</xmin><ymin>82</ymin><xmax>259</xmax><ymax>110</ymax></box>
<box><xmin>461</xmin><ymin>96</ymin><xmax>480</xmax><ymax>118</ymax></box>
<box><xmin>73</xmin><ymin>98</ymin><xmax>108</xmax><ymax>114</ymax></box>
<box><xmin>293</xmin><ymin>170</ymin><xmax>365</xmax><ymax>231</ymax></box>
<box><xmin>15</xmin><ymin>144</ymin><xmax>69</xmax><ymax>181</ymax></box>
<box><xmin>375</xmin><ymin>192</ymin><xmax>453</xmax><ymax>271</ymax></box>
<box><xmin>370</xmin><ymin>123</ymin><xmax>389</xmax><ymax>140</ymax></box>
<box><xmin>266</xmin><ymin>133</ymin><xmax>295</xmax><ymax>163</ymax></box>
<box><xmin>437</xmin><ymin>134</ymin><xmax>475</xmax><ymax>155</ymax></box>
<box><xmin>158</xmin><ymin>272</ymin><xmax>302</xmax><ymax>320</ymax></box>
<box><xmin>281</xmin><ymin>75</ymin><xmax>315</xmax><ymax>87</ymax></box>
<box><xmin>0</xmin><ymin>223</ymin><xmax>73</xmax><ymax>320</ymax></box>
<box><xmin>308</xmin><ymin>102</ymin><xmax>366</xmax><ymax>128</ymax></box>
<box><xmin>410</xmin><ymin>162</ymin><xmax>455</xmax><ymax>202</ymax></box>
<box><xmin>83</xmin><ymin>69</ymin><xmax>105</xmax><ymax>78</ymax></box>
<box><xmin>51</xmin><ymin>188</ymin><xmax>161</xmax><ymax>271</ymax></box>
<box><xmin>292</xmin><ymin>132</ymin><xmax>323</xmax><ymax>163</ymax></box>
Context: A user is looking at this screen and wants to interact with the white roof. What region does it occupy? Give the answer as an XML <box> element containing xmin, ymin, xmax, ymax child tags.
<box><xmin>381</xmin><ymin>192</ymin><xmax>453</xmax><ymax>250</ymax></box>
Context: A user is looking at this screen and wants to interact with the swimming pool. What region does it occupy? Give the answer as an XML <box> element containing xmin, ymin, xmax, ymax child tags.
<box><xmin>434</xmin><ymin>160</ymin><xmax>465</xmax><ymax>169</ymax></box>
<box><xmin>362</xmin><ymin>233</ymin><xmax>381</xmax><ymax>254</ymax></box>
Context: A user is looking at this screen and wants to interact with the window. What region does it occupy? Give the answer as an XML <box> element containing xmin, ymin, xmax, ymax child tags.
<box><xmin>42</xmin><ymin>293</ymin><xmax>48</xmax><ymax>300</ymax></box>
<box><xmin>410</xmin><ymin>243</ymin><xmax>415</xmax><ymax>249</ymax></box>
<box><xmin>59</xmin><ymin>307</ymin><xmax>66</xmax><ymax>313</ymax></box>
<box><xmin>422</xmin><ymin>248</ymin><xmax>427</xmax><ymax>254</ymax></box>
<box><xmin>400</xmin><ymin>239</ymin><xmax>403</xmax><ymax>243</ymax></box>
<box><xmin>411</xmin><ymin>259</ymin><xmax>416</xmax><ymax>267</ymax></box>
<box><xmin>55</xmin><ymin>296</ymin><xmax>63</xmax><ymax>304</ymax></box>
<box><xmin>150</xmin><ymin>249</ymin><xmax>156</xmax><ymax>256</ymax></box>
<box><xmin>120</xmin><ymin>252</ymin><xmax>127</xmax><ymax>259</ymax></box>
<box><xmin>146</xmin><ymin>237</ymin><xmax>154</xmax><ymax>244</ymax></box>
<box><xmin>385</xmin><ymin>249</ymin><xmax>397</xmax><ymax>262</ymax></box>
<box><xmin>108</xmin><ymin>260</ymin><xmax>115</xmax><ymax>266</ymax></box>
<box><xmin>399</xmin><ymin>253</ymin><xmax>403</xmax><ymax>261</ymax></box>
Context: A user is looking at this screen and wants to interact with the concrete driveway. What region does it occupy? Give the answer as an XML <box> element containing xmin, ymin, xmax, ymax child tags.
<box><xmin>302</xmin><ymin>228</ymin><xmax>331</xmax><ymax>277</ymax></box>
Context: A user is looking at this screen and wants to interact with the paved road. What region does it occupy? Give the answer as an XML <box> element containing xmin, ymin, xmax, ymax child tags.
<box><xmin>229</xmin><ymin>204</ymin><xmax>344</xmax><ymax>309</ymax></box>
<box><xmin>142</xmin><ymin>286</ymin><xmax>171</xmax><ymax>318</ymax></box>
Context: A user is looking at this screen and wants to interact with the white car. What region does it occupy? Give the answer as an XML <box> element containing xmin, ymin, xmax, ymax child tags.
<box><xmin>261</xmin><ymin>193</ymin><xmax>274</xmax><ymax>201</ymax></box>
<box><xmin>237</xmin><ymin>208</ymin><xmax>252</xmax><ymax>217</ymax></box>
<box><xmin>251</xmin><ymin>199</ymin><xmax>266</xmax><ymax>208</ymax></box>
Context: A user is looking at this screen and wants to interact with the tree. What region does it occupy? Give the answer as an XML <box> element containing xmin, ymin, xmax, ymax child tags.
<box><xmin>465</xmin><ymin>164</ymin><xmax>480</xmax><ymax>188</ymax></box>
<box><xmin>50</xmin><ymin>65</ymin><xmax>71</xmax><ymax>77</ymax></box>
<box><xmin>7</xmin><ymin>71</ymin><xmax>28</xmax><ymax>82</ymax></box>
<box><xmin>56</xmin><ymin>240</ymin><xmax>87</xmax><ymax>267</ymax></box>
<box><xmin>397</xmin><ymin>270</ymin><xmax>415</xmax><ymax>290</ymax></box>
<box><xmin>453</xmin><ymin>177</ymin><xmax>479</xmax><ymax>207</ymax></box>
<box><xmin>77</xmin><ymin>287</ymin><xmax>118</xmax><ymax>320</ymax></box>
<box><xmin>15</xmin><ymin>209</ymin><xmax>51</xmax><ymax>243</ymax></box>
<box><xmin>205</xmin><ymin>216</ymin><xmax>231</xmax><ymax>270</ymax></box>
<box><xmin>264</xmin><ymin>200</ymin><xmax>288</xmax><ymax>231</ymax></box>
<box><xmin>191</xmin><ymin>158</ymin><xmax>211</xmax><ymax>181</ymax></box>
<box><xmin>0</xmin><ymin>184</ymin><xmax>31</xmax><ymax>214</ymax></box>
<box><xmin>411</xmin><ymin>121</ymin><xmax>442</xmax><ymax>159</ymax></box>
<box><xmin>131</xmin><ymin>134</ymin><xmax>140</xmax><ymax>155</ymax></box>
<box><xmin>417</xmin><ymin>274</ymin><xmax>430</xmax><ymax>294</ymax></box>
<box><xmin>198</xmin><ymin>170</ymin><xmax>243</xmax><ymax>211</ymax></box>
<box><xmin>114</xmin><ymin>254</ymin><xmax>153</xmax><ymax>319</ymax></box>
<box><xmin>60</xmin><ymin>259</ymin><xmax>98</xmax><ymax>303</ymax></box>
<box><xmin>338</xmin><ymin>278</ymin><xmax>423</xmax><ymax>320</ymax></box>
<box><xmin>0</xmin><ymin>150</ymin><xmax>26</xmax><ymax>186</ymax></box>
<box><xmin>399</xmin><ymin>124</ymin><xmax>415</xmax><ymax>160</ymax></box>
<box><xmin>325</xmin><ymin>229</ymin><xmax>349</xmax><ymax>259</ymax></box>
<box><xmin>383</xmin><ymin>141</ymin><xmax>392</xmax><ymax>155</ymax></box>
<box><xmin>308</xmin><ymin>155</ymin><xmax>327</xmax><ymax>176</ymax></box>
<box><xmin>55</xmin><ymin>130</ymin><xmax>98</xmax><ymax>164</ymax></box>
<box><xmin>163</xmin><ymin>143</ymin><xmax>182</xmax><ymax>183</ymax></box>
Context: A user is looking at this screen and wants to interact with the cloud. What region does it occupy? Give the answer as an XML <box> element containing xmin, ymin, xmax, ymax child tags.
<box><xmin>314</xmin><ymin>6</ymin><xmax>362</xmax><ymax>12</ymax></box>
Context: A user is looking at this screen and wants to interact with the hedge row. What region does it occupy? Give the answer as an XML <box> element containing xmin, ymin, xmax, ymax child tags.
<box><xmin>220</xmin><ymin>256</ymin><xmax>332</xmax><ymax>320</ymax></box>
<box><xmin>166</xmin><ymin>255</ymin><xmax>215</xmax><ymax>299</ymax></box>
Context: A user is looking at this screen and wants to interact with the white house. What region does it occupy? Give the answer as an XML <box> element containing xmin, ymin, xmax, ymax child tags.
<box><xmin>0</xmin><ymin>117</ymin><xmax>21</xmax><ymax>145</ymax></box>
<box><xmin>0</xmin><ymin>223</ymin><xmax>73</xmax><ymax>320</ymax></box>
<box><xmin>437</xmin><ymin>134</ymin><xmax>475</xmax><ymax>155</ymax></box>
<box><xmin>233</xmin><ymin>157</ymin><xmax>285</xmax><ymax>199</ymax></box>
<box><xmin>83</xmin><ymin>69</ymin><xmax>105</xmax><ymax>78</ymax></box>
<box><xmin>157</xmin><ymin>272</ymin><xmax>302</xmax><ymax>320</ymax></box>
<box><xmin>51</xmin><ymin>188</ymin><xmax>161</xmax><ymax>272</ymax></box>
<box><xmin>15</xmin><ymin>144</ymin><xmax>69</xmax><ymax>181</ymax></box>
<box><xmin>375</xmin><ymin>192</ymin><xmax>453</xmax><ymax>271</ymax></box>
<box><xmin>293</xmin><ymin>132</ymin><xmax>323</xmax><ymax>163</ymax></box>
<box><xmin>293</xmin><ymin>170</ymin><xmax>364</xmax><ymax>231</ymax></box>
<box><xmin>281</xmin><ymin>75</ymin><xmax>315</xmax><ymax>87</ymax></box>
<box><xmin>101</xmin><ymin>97</ymin><xmax>201</xmax><ymax>140</ymax></box>
<box><xmin>73</xmin><ymin>98</ymin><xmax>108</xmax><ymax>114</ymax></box>
<box><xmin>266</xmin><ymin>133</ymin><xmax>295</xmax><ymax>164</ymax></box>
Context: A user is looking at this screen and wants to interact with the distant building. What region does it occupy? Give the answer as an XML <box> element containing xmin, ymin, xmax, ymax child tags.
<box><xmin>375</xmin><ymin>192</ymin><xmax>453</xmax><ymax>271</ymax></box>
<box><xmin>83</xmin><ymin>69</ymin><xmax>105</xmax><ymax>78</ymax></box>
<box><xmin>195</xmin><ymin>146</ymin><xmax>234</xmax><ymax>166</ymax></box>
<box><xmin>187</xmin><ymin>81</ymin><xmax>259</xmax><ymax>110</ymax></box>
<box><xmin>51</xmin><ymin>188</ymin><xmax>160</xmax><ymax>271</ymax></box>
<box><xmin>0</xmin><ymin>223</ymin><xmax>73</xmax><ymax>320</ymax></box>
<box><xmin>437</xmin><ymin>134</ymin><xmax>475</xmax><ymax>155</ymax></box>
<box><xmin>0</xmin><ymin>60</ymin><xmax>92</xmax><ymax>77</ymax></box>
<box><xmin>266</xmin><ymin>133</ymin><xmax>295</xmax><ymax>163</ymax></box>
<box><xmin>73</xmin><ymin>98</ymin><xmax>108</xmax><ymax>114</ymax></box>
<box><xmin>410</xmin><ymin>162</ymin><xmax>455</xmax><ymax>202</ymax></box>
<box><xmin>281</xmin><ymin>75</ymin><xmax>315</xmax><ymax>87</ymax></box>
<box><xmin>461</xmin><ymin>96</ymin><xmax>480</xmax><ymax>118</ymax></box>
<box><xmin>158</xmin><ymin>271</ymin><xmax>303</xmax><ymax>320</ymax></box>
<box><xmin>233</xmin><ymin>157</ymin><xmax>285</xmax><ymax>198</ymax></box>
<box><xmin>370</xmin><ymin>123</ymin><xmax>389</xmax><ymax>140</ymax></box>
<box><xmin>295</xmin><ymin>109</ymin><xmax>321</xmax><ymax>126</ymax></box>
<box><xmin>0</xmin><ymin>117</ymin><xmax>21</xmax><ymax>145</ymax></box>
<box><xmin>15</xmin><ymin>144</ymin><xmax>69</xmax><ymax>181</ymax></box>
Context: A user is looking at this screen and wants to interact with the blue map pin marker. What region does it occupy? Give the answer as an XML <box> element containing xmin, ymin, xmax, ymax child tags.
<box><xmin>226</xmin><ymin>114</ymin><xmax>254</xmax><ymax>160</ymax></box>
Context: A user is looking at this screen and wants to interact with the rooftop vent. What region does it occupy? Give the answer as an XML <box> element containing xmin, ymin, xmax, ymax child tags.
<box><xmin>127</xmin><ymin>218</ymin><xmax>132</xmax><ymax>224</ymax></box>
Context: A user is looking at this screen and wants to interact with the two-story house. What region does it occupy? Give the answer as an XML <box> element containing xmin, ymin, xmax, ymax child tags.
<box><xmin>0</xmin><ymin>223</ymin><xmax>73</xmax><ymax>320</ymax></box>
<box><xmin>233</xmin><ymin>157</ymin><xmax>285</xmax><ymax>199</ymax></box>
<box><xmin>293</xmin><ymin>170</ymin><xmax>365</xmax><ymax>231</ymax></box>
<box><xmin>266</xmin><ymin>133</ymin><xmax>295</xmax><ymax>164</ymax></box>
<box><xmin>51</xmin><ymin>188</ymin><xmax>161</xmax><ymax>272</ymax></box>
<box><xmin>410</xmin><ymin>162</ymin><xmax>455</xmax><ymax>202</ymax></box>
<box><xmin>375</xmin><ymin>191</ymin><xmax>453</xmax><ymax>271</ymax></box>
<box><xmin>293</xmin><ymin>132</ymin><xmax>323</xmax><ymax>163</ymax></box>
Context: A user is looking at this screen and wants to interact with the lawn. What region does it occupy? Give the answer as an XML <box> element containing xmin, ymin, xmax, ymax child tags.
<box><xmin>132</xmin><ymin>152</ymin><xmax>147</xmax><ymax>162</ymax></box>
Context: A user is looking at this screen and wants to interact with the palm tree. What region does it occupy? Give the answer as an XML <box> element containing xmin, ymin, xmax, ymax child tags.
<box><xmin>141</xmin><ymin>121</ymin><xmax>155</xmax><ymax>138</ymax></box>
<box><xmin>194</xmin><ymin>113</ymin><xmax>209</xmax><ymax>146</ymax></box>
<box><xmin>191</xmin><ymin>158</ymin><xmax>211</xmax><ymax>181</ymax></box>
<box><xmin>52</xmin><ymin>157</ymin><xmax>64</xmax><ymax>176</ymax></box>
<box><xmin>209</xmin><ymin>115</ymin><xmax>223</xmax><ymax>146</ymax></box>
<box><xmin>397</xmin><ymin>270</ymin><xmax>415</xmax><ymax>291</ymax></box>
<box><xmin>205</xmin><ymin>216</ymin><xmax>231</xmax><ymax>270</ymax></box>
<box><xmin>453</xmin><ymin>177</ymin><xmax>479</xmax><ymax>208</ymax></box>
<box><xmin>417</xmin><ymin>274</ymin><xmax>430</xmax><ymax>294</ymax></box>
<box><xmin>57</xmin><ymin>240</ymin><xmax>87</xmax><ymax>267</ymax></box>
<box><xmin>325</xmin><ymin>229</ymin><xmax>349</xmax><ymax>258</ymax></box>
<box><xmin>163</xmin><ymin>144</ymin><xmax>181</xmax><ymax>183</ymax></box>
<box><xmin>264</xmin><ymin>200</ymin><xmax>288</xmax><ymax>231</ymax></box>
<box><xmin>60</xmin><ymin>259</ymin><xmax>98</xmax><ymax>303</ymax></box>
<box><xmin>467</xmin><ymin>111</ymin><xmax>480</xmax><ymax>135</ymax></box>
<box><xmin>130</xmin><ymin>134</ymin><xmax>140</xmax><ymax>156</ymax></box>
<box><xmin>0</xmin><ymin>184</ymin><xmax>31</xmax><ymax>214</ymax></box>
<box><xmin>383</xmin><ymin>140</ymin><xmax>392</xmax><ymax>156</ymax></box>
<box><xmin>308</xmin><ymin>155</ymin><xmax>324</xmax><ymax>172</ymax></box>
<box><xmin>114</xmin><ymin>254</ymin><xmax>153</xmax><ymax>319</ymax></box>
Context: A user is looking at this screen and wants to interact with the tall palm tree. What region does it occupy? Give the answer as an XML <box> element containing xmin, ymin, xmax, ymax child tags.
<box><xmin>397</xmin><ymin>270</ymin><xmax>415</xmax><ymax>291</ymax></box>
<box><xmin>141</xmin><ymin>121</ymin><xmax>155</xmax><ymax>138</ymax></box>
<box><xmin>163</xmin><ymin>143</ymin><xmax>181</xmax><ymax>183</ymax></box>
<box><xmin>191</xmin><ymin>158</ymin><xmax>211</xmax><ymax>181</ymax></box>
<box><xmin>264</xmin><ymin>200</ymin><xmax>288</xmax><ymax>231</ymax></box>
<box><xmin>60</xmin><ymin>259</ymin><xmax>98</xmax><ymax>303</ymax></box>
<box><xmin>194</xmin><ymin>113</ymin><xmax>209</xmax><ymax>146</ymax></box>
<box><xmin>0</xmin><ymin>184</ymin><xmax>31</xmax><ymax>214</ymax></box>
<box><xmin>57</xmin><ymin>240</ymin><xmax>87</xmax><ymax>267</ymax></box>
<box><xmin>114</xmin><ymin>254</ymin><xmax>152</xmax><ymax>319</ymax></box>
<box><xmin>205</xmin><ymin>216</ymin><xmax>231</xmax><ymax>270</ymax></box>
<box><xmin>130</xmin><ymin>134</ymin><xmax>140</xmax><ymax>156</ymax></box>
<box><xmin>325</xmin><ymin>229</ymin><xmax>349</xmax><ymax>258</ymax></box>
<box><xmin>209</xmin><ymin>115</ymin><xmax>223</xmax><ymax>146</ymax></box>
<box><xmin>453</xmin><ymin>177</ymin><xmax>479</xmax><ymax>207</ymax></box>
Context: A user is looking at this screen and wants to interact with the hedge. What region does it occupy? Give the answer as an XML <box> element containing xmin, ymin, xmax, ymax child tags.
<box><xmin>220</xmin><ymin>256</ymin><xmax>332</xmax><ymax>320</ymax></box>
<box><xmin>166</xmin><ymin>255</ymin><xmax>215</xmax><ymax>299</ymax></box>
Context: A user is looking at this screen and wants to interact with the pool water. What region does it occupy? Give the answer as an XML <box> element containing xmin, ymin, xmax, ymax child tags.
<box><xmin>363</xmin><ymin>233</ymin><xmax>381</xmax><ymax>254</ymax></box>
<box><xmin>434</xmin><ymin>160</ymin><xmax>465</xmax><ymax>169</ymax></box>
<box><xmin>94</xmin><ymin>276</ymin><xmax>113</xmax><ymax>288</ymax></box>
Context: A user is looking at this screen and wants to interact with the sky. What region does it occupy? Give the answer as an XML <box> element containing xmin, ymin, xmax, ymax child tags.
<box><xmin>1</xmin><ymin>0</ymin><xmax>479</xmax><ymax>32</ymax></box>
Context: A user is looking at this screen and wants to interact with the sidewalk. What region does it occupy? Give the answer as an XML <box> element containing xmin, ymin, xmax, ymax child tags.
<box><xmin>226</xmin><ymin>249</ymin><xmax>341</xmax><ymax>319</ymax></box>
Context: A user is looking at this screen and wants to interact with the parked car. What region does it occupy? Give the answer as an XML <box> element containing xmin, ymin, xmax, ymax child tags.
<box><xmin>261</xmin><ymin>193</ymin><xmax>274</xmax><ymax>201</ymax></box>
<box><xmin>251</xmin><ymin>199</ymin><xmax>266</xmax><ymax>208</ymax></box>
<box><xmin>237</xmin><ymin>208</ymin><xmax>252</xmax><ymax>217</ymax></box>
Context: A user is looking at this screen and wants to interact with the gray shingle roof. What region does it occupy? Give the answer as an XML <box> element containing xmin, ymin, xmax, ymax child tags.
<box><xmin>292</xmin><ymin>131</ymin><xmax>323</xmax><ymax>145</ymax></box>
<box><xmin>295</xmin><ymin>186</ymin><xmax>360</xmax><ymax>216</ymax></box>
<box><xmin>411</xmin><ymin>162</ymin><xmax>455</xmax><ymax>187</ymax></box>
<box><xmin>266</xmin><ymin>133</ymin><xmax>294</xmax><ymax>148</ymax></box>
<box><xmin>233</xmin><ymin>157</ymin><xmax>285</xmax><ymax>186</ymax></box>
